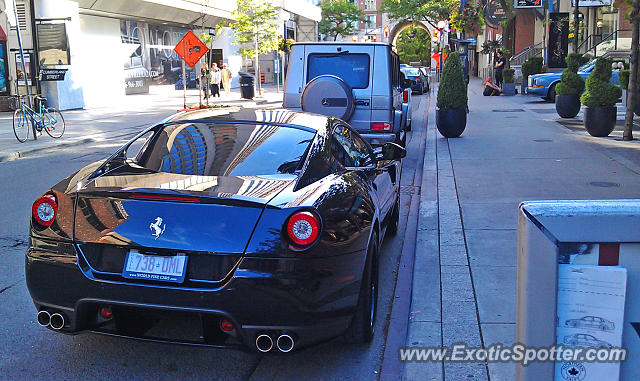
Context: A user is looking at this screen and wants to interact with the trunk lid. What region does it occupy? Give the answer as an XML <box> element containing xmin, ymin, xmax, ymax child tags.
<box><xmin>73</xmin><ymin>168</ymin><xmax>294</xmax><ymax>254</ymax></box>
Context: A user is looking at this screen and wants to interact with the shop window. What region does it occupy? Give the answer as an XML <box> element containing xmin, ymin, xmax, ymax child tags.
<box><xmin>37</xmin><ymin>23</ymin><xmax>70</xmax><ymax>66</ymax></box>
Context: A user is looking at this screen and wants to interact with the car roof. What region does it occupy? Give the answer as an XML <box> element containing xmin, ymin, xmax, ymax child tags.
<box><xmin>164</xmin><ymin>107</ymin><xmax>331</xmax><ymax>133</ymax></box>
<box><xmin>292</xmin><ymin>41</ymin><xmax>392</xmax><ymax>48</ymax></box>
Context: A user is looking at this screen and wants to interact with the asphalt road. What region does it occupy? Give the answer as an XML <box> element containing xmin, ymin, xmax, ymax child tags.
<box><xmin>0</xmin><ymin>94</ymin><xmax>429</xmax><ymax>380</ymax></box>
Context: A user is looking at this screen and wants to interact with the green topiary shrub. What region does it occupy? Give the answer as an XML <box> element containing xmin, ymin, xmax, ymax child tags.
<box><xmin>437</xmin><ymin>51</ymin><xmax>467</xmax><ymax>110</ymax></box>
<box><xmin>556</xmin><ymin>53</ymin><xmax>588</xmax><ymax>96</ymax></box>
<box><xmin>503</xmin><ymin>68</ymin><xmax>515</xmax><ymax>83</ymax></box>
<box><xmin>522</xmin><ymin>56</ymin><xmax>544</xmax><ymax>82</ymax></box>
<box><xmin>580</xmin><ymin>57</ymin><xmax>622</xmax><ymax>107</ymax></box>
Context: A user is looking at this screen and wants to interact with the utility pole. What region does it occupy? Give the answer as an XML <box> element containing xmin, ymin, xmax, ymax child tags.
<box><xmin>624</xmin><ymin>0</ymin><xmax>639</xmax><ymax>141</ymax></box>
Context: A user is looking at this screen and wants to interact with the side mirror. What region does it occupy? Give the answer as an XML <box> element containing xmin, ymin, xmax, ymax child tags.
<box><xmin>402</xmin><ymin>79</ymin><xmax>412</xmax><ymax>89</ymax></box>
<box><xmin>381</xmin><ymin>142</ymin><xmax>406</xmax><ymax>161</ymax></box>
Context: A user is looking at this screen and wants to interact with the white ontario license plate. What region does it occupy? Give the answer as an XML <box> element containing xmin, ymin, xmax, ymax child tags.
<box><xmin>122</xmin><ymin>249</ymin><xmax>188</xmax><ymax>283</ymax></box>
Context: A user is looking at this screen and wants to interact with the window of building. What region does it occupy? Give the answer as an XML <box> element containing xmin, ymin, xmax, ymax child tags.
<box><xmin>365</xmin><ymin>0</ymin><xmax>376</xmax><ymax>11</ymax></box>
<box><xmin>366</xmin><ymin>15</ymin><xmax>376</xmax><ymax>28</ymax></box>
<box><xmin>36</xmin><ymin>23</ymin><xmax>71</xmax><ymax>66</ymax></box>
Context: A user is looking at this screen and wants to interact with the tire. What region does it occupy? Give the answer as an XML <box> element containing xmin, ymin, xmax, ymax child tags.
<box><xmin>387</xmin><ymin>195</ymin><xmax>400</xmax><ymax>237</ymax></box>
<box><xmin>13</xmin><ymin>108</ymin><xmax>30</xmax><ymax>143</ymax></box>
<box><xmin>43</xmin><ymin>108</ymin><xmax>65</xmax><ymax>139</ymax></box>
<box><xmin>547</xmin><ymin>84</ymin><xmax>556</xmax><ymax>103</ymax></box>
<box><xmin>343</xmin><ymin>231</ymin><xmax>379</xmax><ymax>344</ymax></box>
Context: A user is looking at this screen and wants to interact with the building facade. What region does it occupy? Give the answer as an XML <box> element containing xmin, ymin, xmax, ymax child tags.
<box><xmin>0</xmin><ymin>0</ymin><xmax>319</xmax><ymax>111</ymax></box>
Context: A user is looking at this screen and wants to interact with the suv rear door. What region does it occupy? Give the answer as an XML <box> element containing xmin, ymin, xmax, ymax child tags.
<box><xmin>303</xmin><ymin>44</ymin><xmax>374</xmax><ymax>132</ymax></box>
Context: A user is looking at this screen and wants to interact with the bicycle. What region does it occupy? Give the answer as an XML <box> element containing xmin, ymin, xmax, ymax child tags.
<box><xmin>12</xmin><ymin>95</ymin><xmax>65</xmax><ymax>142</ymax></box>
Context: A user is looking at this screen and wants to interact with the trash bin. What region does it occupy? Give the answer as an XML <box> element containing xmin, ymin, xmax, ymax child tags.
<box><xmin>239</xmin><ymin>72</ymin><xmax>255</xmax><ymax>99</ymax></box>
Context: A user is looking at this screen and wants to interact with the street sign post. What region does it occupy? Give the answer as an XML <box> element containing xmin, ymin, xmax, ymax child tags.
<box><xmin>174</xmin><ymin>30</ymin><xmax>209</xmax><ymax>109</ymax></box>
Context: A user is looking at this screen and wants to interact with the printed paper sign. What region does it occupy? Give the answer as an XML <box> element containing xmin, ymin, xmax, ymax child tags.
<box><xmin>555</xmin><ymin>264</ymin><xmax>626</xmax><ymax>381</ymax></box>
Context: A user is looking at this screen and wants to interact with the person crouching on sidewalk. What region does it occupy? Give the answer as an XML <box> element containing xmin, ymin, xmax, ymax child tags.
<box><xmin>210</xmin><ymin>64</ymin><xmax>221</xmax><ymax>98</ymax></box>
<box><xmin>483</xmin><ymin>77</ymin><xmax>502</xmax><ymax>96</ymax></box>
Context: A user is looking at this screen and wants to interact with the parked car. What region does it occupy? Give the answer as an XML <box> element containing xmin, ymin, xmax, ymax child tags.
<box><xmin>563</xmin><ymin>334</ymin><xmax>612</xmax><ymax>348</ymax></box>
<box><xmin>25</xmin><ymin>108</ymin><xmax>406</xmax><ymax>352</ymax></box>
<box><xmin>527</xmin><ymin>59</ymin><xmax>620</xmax><ymax>101</ymax></box>
<box><xmin>565</xmin><ymin>316</ymin><xmax>615</xmax><ymax>331</ymax></box>
<box><xmin>284</xmin><ymin>42</ymin><xmax>411</xmax><ymax>147</ymax></box>
<box><xmin>401</xmin><ymin>66</ymin><xmax>429</xmax><ymax>94</ymax></box>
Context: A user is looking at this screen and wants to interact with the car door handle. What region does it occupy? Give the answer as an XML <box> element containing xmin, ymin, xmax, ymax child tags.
<box><xmin>354</xmin><ymin>99</ymin><xmax>370</xmax><ymax>106</ymax></box>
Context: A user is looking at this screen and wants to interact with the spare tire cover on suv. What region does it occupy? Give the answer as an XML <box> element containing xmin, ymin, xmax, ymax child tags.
<box><xmin>301</xmin><ymin>75</ymin><xmax>355</xmax><ymax>121</ymax></box>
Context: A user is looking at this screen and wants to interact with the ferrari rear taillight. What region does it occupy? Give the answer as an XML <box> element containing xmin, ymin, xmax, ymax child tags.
<box><xmin>32</xmin><ymin>195</ymin><xmax>57</xmax><ymax>227</ymax></box>
<box><xmin>371</xmin><ymin>122</ymin><xmax>392</xmax><ymax>131</ymax></box>
<box><xmin>403</xmin><ymin>90</ymin><xmax>408</xmax><ymax>103</ymax></box>
<box><xmin>286</xmin><ymin>211</ymin><xmax>320</xmax><ymax>247</ymax></box>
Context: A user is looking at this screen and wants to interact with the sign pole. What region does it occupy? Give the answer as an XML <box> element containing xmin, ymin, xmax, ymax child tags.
<box><xmin>182</xmin><ymin>58</ymin><xmax>187</xmax><ymax>110</ymax></box>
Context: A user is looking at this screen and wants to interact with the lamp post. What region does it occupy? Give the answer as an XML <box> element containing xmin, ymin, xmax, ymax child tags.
<box><xmin>436</xmin><ymin>20</ymin><xmax>447</xmax><ymax>82</ymax></box>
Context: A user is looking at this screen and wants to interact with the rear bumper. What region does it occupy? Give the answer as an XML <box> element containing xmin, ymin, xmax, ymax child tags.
<box><xmin>359</xmin><ymin>132</ymin><xmax>397</xmax><ymax>146</ymax></box>
<box><xmin>26</xmin><ymin>244</ymin><xmax>366</xmax><ymax>351</ymax></box>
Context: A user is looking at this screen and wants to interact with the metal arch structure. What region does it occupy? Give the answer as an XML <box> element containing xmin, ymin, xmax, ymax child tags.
<box><xmin>388</xmin><ymin>21</ymin><xmax>433</xmax><ymax>52</ymax></box>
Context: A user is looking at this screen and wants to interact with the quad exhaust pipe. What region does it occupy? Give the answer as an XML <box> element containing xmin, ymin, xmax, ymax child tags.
<box><xmin>255</xmin><ymin>333</ymin><xmax>295</xmax><ymax>353</ymax></box>
<box><xmin>37</xmin><ymin>310</ymin><xmax>65</xmax><ymax>330</ymax></box>
<box><xmin>276</xmin><ymin>334</ymin><xmax>294</xmax><ymax>353</ymax></box>
<box><xmin>255</xmin><ymin>334</ymin><xmax>273</xmax><ymax>352</ymax></box>
<box><xmin>50</xmin><ymin>313</ymin><xmax>65</xmax><ymax>330</ymax></box>
<box><xmin>37</xmin><ymin>310</ymin><xmax>51</xmax><ymax>327</ymax></box>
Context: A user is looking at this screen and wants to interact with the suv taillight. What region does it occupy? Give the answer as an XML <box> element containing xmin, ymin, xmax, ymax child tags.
<box><xmin>371</xmin><ymin>122</ymin><xmax>392</xmax><ymax>131</ymax></box>
<box><xmin>402</xmin><ymin>90</ymin><xmax>408</xmax><ymax>103</ymax></box>
<box><xmin>32</xmin><ymin>195</ymin><xmax>57</xmax><ymax>227</ymax></box>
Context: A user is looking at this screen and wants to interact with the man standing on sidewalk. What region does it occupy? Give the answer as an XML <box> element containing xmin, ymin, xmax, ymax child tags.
<box><xmin>494</xmin><ymin>51</ymin><xmax>505</xmax><ymax>87</ymax></box>
<box><xmin>221</xmin><ymin>64</ymin><xmax>232</xmax><ymax>97</ymax></box>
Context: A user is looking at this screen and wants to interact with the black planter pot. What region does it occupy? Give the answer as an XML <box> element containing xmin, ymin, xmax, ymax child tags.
<box><xmin>583</xmin><ymin>105</ymin><xmax>616</xmax><ymax>137</ymax></box>
<box><xmin>502</xmin><ymin>82</ymin><xmax>516</xmax><ymax>96</ymax></box>
<box><xmin>436</xmin><ymin>108</ymin><xmax>466</xmax><ymax>138</ymax></box>
<box><xmin>555</xmin><ymin>94</ymin><xmax>581</xmax><ymax>118</ymax></box>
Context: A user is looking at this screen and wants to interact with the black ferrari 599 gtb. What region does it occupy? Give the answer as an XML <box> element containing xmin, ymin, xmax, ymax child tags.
<box><xmin>26</xmin><ymin>108</ymin><xmax>405</xmax><ymax>352</ymax></box>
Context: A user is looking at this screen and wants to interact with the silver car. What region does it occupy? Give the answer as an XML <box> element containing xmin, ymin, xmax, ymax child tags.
<box><xmin>283</xmin><ymin>42</ymin><xmax>411</xmax><ymax>146</ymax></box>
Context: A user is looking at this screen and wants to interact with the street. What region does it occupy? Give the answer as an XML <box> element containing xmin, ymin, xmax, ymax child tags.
<box><xmin>0</xmin><ymin>91</ymin><xmax>430</xmax><ymax>380</ymax></box>
<box><xmin>1</xmin><ymin>78</ymin><xmax>639</xmax><ymax>381</ymax></box>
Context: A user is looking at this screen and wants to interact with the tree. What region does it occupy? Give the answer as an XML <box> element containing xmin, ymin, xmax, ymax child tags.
<box><xmin>396</xmin><ymin>27</ymin><xmax>431</xmax><ymax>64</ymax></box>
<box><xmin>319</xmin><ymin>0</ymin><xmax>364</xmax><ymax>41</ymax></box>
<box><xmin>380</xmin><ymin>0</ymin><xmax>458</xmax><ymax>29</ymax></box>
<box><xmin>227</xmin><ymin>0</ymin><xmax>280</xmax><ymax>95</ymax></box>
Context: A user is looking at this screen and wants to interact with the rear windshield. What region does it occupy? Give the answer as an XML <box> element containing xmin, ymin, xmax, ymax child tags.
<box><xmin>307</xmin><ymin>53</ymin><xmax>370</xmax><ymax>89</ymax></box>
<box><xmin>401</xmin><ymin>68</ymin><xmax>421</xmax><ymax>77</ymax></box>
<box><xmin>139</xmin><ymin>123</ymin><xmax>314</xmax><ymax>177</ymax></box>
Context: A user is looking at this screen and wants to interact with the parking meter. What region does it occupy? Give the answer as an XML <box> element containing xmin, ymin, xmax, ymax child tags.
<box><xmin>452</xmin><ymin>39</ymin><xmax>471</xmax><ymax>84</ymax></box>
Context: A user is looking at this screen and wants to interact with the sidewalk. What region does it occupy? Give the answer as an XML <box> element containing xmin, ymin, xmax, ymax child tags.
<box><xmin>0</xmin><ymin>84</ymin><xmax>283</xmax><ymax>162</ymax></box>
<box><xmin>405</xmin><ymin>78</ymin><xmax>640</xmax><ymax>380</ymax></box>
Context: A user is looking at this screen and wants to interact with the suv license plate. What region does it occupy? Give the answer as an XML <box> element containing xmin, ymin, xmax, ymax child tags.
<box><xmin>122</xmin><ymin>249</ymin><xmax>187</xmax><ymax>283</ymax></box>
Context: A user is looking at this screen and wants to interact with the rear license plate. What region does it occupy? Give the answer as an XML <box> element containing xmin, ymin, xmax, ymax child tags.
<box><xmin>122</xmin><ymin>249</ymin><xmax>187</xmax><ymax>283</ymax></box>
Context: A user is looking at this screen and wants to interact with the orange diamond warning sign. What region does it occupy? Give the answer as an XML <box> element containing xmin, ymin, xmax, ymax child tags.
<box><xmin>174</xmin><ymin>30</ymin><xmax>209</xmax><ymax>68</ymax></box>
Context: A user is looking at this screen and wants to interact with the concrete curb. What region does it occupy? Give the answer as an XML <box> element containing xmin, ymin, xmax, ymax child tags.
<box><xmin>0</xmin><ymin>137</ymin><xmax>97</xmax><ymax>163</ymax></box>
